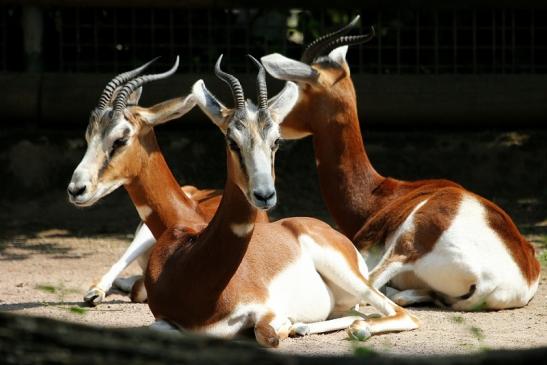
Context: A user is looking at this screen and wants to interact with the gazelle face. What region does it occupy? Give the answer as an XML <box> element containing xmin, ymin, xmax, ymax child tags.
<box><xmin>260</xmin><ymin>16</ymin><xmax>374</xmax><ymax>138</ymax></box>
<box><xmin>224</xmin><ymin>106</ymin><xmax>282</xmax><ymax>209</ymax></box>
<box><xmin>67</xmin><ymin>107</ymin><xmax>141</xmax><ymax>207</ymax></box>
<box><xmin>260</xmin><ymin>48</ymin><xmax>356</xmax><ymax>138</ymax></box>
<box><xmin>67</xmin><ymin>93</ymin><xmax>195</xmax><ymax>207</ymax></box>
<box><xmin>192</xmin><ymin>60</ymin><xmax>298</xmax><ymax>210</ymax></box>
<box><xmin>67</xmin><ymin>57</ymin><xmax>195</xmax><ymax>207</ymax></box>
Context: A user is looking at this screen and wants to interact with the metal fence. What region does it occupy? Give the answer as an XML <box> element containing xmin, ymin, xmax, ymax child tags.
<box><xmin>2</xmin><ymin>7</ymin><xmax>547</xmax><ymax>74</ymax></box>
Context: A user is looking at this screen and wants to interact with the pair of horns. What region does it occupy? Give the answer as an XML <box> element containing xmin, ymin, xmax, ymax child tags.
<box><xmin>97</xmin><ymin>56</ymin><xmax>180</xmax><ymax>114</ymax></box>
<box><xmin>215</xmin><ymin>54</ymin><xmax>268</xmax><ymax>111</ymax></box>
<box><xmin>301</xmin><ymin>15</ymin><xmax>375</xmax><ymax>64</ymax></box>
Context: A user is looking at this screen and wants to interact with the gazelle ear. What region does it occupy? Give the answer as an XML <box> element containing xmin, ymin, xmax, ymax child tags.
<box><xmin>261</xmin><ymin>53</ymin><xmax>318</xmax><ymax>83</ymax></box>
<box><xmin>267</xmin><ymin>81</ymin><xmax>299</xmax><ymax>124</ymax></box>
<box><xmin>126</xmin><ymin>86</ymin><xmax>143</xmax><ymax>105</ymax></box>
<box><xmin>139</xmin><ymin>94</ymin><xmax>195</xmax><ymax>126</ymax></box>
<box><xmin>192</xmin><ymin>79</ymin><xmax>229</xmax><ymax>129</ymax></box>
<box><xmin>328</xmin><ymin>45</ymin><xmax>349</xmax><ymax>67</ymax></box>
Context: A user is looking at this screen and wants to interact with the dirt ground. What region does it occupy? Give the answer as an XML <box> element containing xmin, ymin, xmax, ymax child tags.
<box><xmin>1</xmin><ymin>129</ymin><xmax>546</xmax><ymax>356</ymax></box>
<box><xmin>0</xmin><ymin>192</ymin><xmax>546</xmax><ymax>356</ymax></box>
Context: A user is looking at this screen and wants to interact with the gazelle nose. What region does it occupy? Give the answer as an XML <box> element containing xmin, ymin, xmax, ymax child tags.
<box><xmin>253</xmin><ymin>188</ymin><xmax>276</xmax><ymax>203</ymax></box>
<box><xmin>67</xmin><ymin>183</ymin><xmax>87</xmax><ymax>198</ymax></box>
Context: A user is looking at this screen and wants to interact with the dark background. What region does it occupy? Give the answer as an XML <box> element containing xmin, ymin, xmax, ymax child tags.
<box><xmin>0</xmin><ymin>1</ymin><xmax>546</xmax><ymax>240</ymax></box>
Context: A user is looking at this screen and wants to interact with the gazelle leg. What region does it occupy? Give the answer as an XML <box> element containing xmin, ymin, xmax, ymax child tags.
<box><xmin>290</xmin><ymin>316</ymin><xmax>364</xmax><ymax>336</ymax></box>
<box><xmin>254</xmin><ymin>312</ymin><xmax>292</xmax><ymax>348</ymax></box>
<box><xmin>369</xmin><ymin>257</ymin><xmax>413</xmax><ymax>290</ymax></box>
<box><xmin>390</xmin><ymin>289</ymin><xmax>434</xmax><ymax>307</ymax></box>
<box><xmin>84</xmin><ymin>222</ymin><xmax>155</xmax><ymax>305</ymax></box>
<box><xmin>303</xmin><ymin>236</ymin><xmax>419</xmax><ymax>340</ymax></box>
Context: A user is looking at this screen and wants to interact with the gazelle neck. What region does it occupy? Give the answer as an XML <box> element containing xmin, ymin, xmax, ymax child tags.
<box><xmin>192</xmin><ymin>149</ymin><xmax>258</xmax><ymax>290</ymax></box>
<box><xmin>125</xmin><ymin>130</ymin><xmax>203</xmax><ymax>239</ymax></box>
<box><xmin>202</xmin><ymin>149</ymin><xmax>257</xmax><ymax>248</ymax></box>
<box><xmin>310</xmin><ymin>94</ymin><xmax>384</xmax><ymax>238</ymax></box>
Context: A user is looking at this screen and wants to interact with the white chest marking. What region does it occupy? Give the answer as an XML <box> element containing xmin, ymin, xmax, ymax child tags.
<box><xmin>136</xmin><ymin>204</ymin><xmax>153</xmax><ymax>221</ymax></box>
<box><xmin>231</xmin><ymin>223</ymin><xmax>253</xmax><ymax>237</ymax></box>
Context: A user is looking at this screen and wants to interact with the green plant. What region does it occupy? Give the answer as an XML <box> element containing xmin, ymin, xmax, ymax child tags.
<box><xmin>35</xmin><ymin>282</ymin><xmax>88</xmax><ymax>316</ymax></box>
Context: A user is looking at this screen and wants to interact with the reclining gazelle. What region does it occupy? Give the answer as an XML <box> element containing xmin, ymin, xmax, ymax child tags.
<box><xmin>144</xmin><ymin>55</ymin><xmax>418</xmax><ymax>345</ymax></box>
<box><xmin>68</xmin><ymin>54</ymin><xmax>419</xmax><ymax>346</ymax></box>
<box><xmin>260</xmin><ymin>16</ymin><xmax>540</xmax><ymax>310</ymax></box>
<box><xmin>67</xmin><ymin>57</ymin><xmax>267</xmax><ymax>305</ymax></box>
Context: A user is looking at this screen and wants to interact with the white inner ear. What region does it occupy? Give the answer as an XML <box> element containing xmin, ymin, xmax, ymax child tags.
<box><xmin>261</xmin><ymin>53</ymin><xmax>317</xmax><ymax>82</ymax></box>
<box><xmin>268</xmin><ymin>81</ymin><xmax>299</xmax><ymax>124</ymax></box>
<box><xmin>127</xmin><ymin>86</ymin><xmax>143</xmax><ymax>105</ymax></box>
<box><xmin>192</xmin><ymin>79</ymin><xmax>228</xmax><ymax>129</ymax></box>
<box><xmin>328</xmin><ymin>45</ymin><xmax>349</xmax><ymax>67</ymax></box>
<box><xmin>140</xmin><ymin>94</ymin><xmax>196</xmax><ymax>126</ymax></box>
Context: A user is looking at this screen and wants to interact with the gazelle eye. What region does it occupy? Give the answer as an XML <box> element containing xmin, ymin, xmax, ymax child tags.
<box><xmin>111</xmin><ymin>137</ymin><xmax>127</xmax><ymax>154</ymax></box>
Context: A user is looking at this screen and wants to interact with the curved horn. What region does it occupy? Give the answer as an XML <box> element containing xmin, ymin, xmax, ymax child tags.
<box><xmin>248</xmin><ymin>55</ymin><xmax>268</xmax><ymax>110</ymax></box>
<box><xmin>112</xmin><ymin>56</ymin><xmax>180</xmax><ymax>115</ymax></box>
<box><xmin>318</xmin><ymin>27</ymin><xmax>376</xmax><ymax>57</ymax></box>
<box><xmin>214</xmin><ymin>54</ymin><xmax>245</xmax><ymax>109</ymax></box>
<box><xmin>97</xmin><ymin>57</ymin><xmax>159</xmax><ymax>110</ymax></box>
<box><xmin>301</xmin><ymin>15</ymin><xmax>360</xmax><ymax>64</ymax></box>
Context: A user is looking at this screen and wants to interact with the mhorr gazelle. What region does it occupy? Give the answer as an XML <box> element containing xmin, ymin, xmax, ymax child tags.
<box><xmin>143</xmin><ymin>55</ymin><xmax>419</xmax><ymax>347</ymax></box>
<box><xmin>67</xmin><ymin>56</ymin><xmax>268</xmax><ymax>305</ymax></box>
<box><xmin>261</xmin><ymin>16</ymin><xmax>540</xmax><ymax>310</ymax></box>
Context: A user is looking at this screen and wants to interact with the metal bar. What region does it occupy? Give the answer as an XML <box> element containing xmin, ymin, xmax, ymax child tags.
<box><xmin>58</xmin><ymin>10</ymin><xmax>64</xmax><ymax>72</ymax></box>
<box><xmin>113</xmin><ymin>9</ymin><xmax>118</xmax><ymax>72</ymax></box>
<box><xmin>131</xmin><ymin>8</ymin><xmax>136</xmax><ymax>67</ymax></box>
<box><xmin>416</xmin><ymin>11</ymin><xmax>420</xmax><ymax>73</ymax></box>
<box><xmin>492</xmin><ymin>9</ymin><xmax>496</xmax><ymax>72</ymax></box>
<box><xmin>472</xmin><ymin>10</ymin><xmax>477</xmax><ymax>73</ymax></box>
<box><xmin>358</xmin><ymin>11</ymin><xmax>363</xmax><ymax>72</ymax></box>
<box><xmin>150</xmin><ymin>9</ymin><xmax>155</xmax><ymax>60</ymax></box>
<box><xmin>377</xmin><ymin>10</ymin><xmax>382</xmax><ymax>74</ymax></box>
<box><xmin>396</xmin><ymin>8</ymin><xmax>401</xmax><ymax>74</ymax></box>
<box><xmin>169</xmin><ymin>9</ymin><xmax>174</xmax><ymax>67</ymax></box>
<box><xmin>531</xmin><ymin>9</ymin><xmax>535</xmax><ymax>73</ymax></box>
<box><xmin>280</xmin><ymin>9</ymin><xmax>286</xmax><ymax>54</ymax></box>
<box><xmin>511</xmin><ymin>9</ymin><xmax>515</xmax><ymax>73</ymax></box>
<box><xmin>76</xmin><ymin>7</ymin><xmax>80</xmax><ymax>72</ymax></box>
<box><xmin>453</xmin><ymin>10</ymin><xmax>457</xmax><ymax>73</ymax></box>
<box><xmin>207</xmin><ymin>9</ymin><xmax>212</xmax><ymax>71</ymax></box>
<box><xmin>93</xmin><ymin>8</ymin><xmax>98</xmax><ymax>72</ymax></box>
<box><xmin>501</xmin><ymin>8</ymin><xmax>506</xmax><ymax>73</ymax></box>
<box><xmin>187</xmin><ymin>10</ymin><xmax>193</xmax><ymax>72</ymax></box>
<box><xmin>226</xmin><ymin>10</ymin><xmax>231</xmax><ymax>69</ymax></box>
<box><xmin>434</xmin><ymin>10</ymin><xmax>438</xmax><ymax>74</ymax></box>
<box><xmin>1</xmin><ymin>9</ymin><xmax>7</xmax><ymax>71</ymax></box>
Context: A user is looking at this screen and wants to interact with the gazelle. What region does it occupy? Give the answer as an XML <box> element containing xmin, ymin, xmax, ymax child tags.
<box><xmin>144</xmin><ymin>55</ymin><xmax>419</xmax><ymax>347</ymax></box>
<box><xmin>67</xmin><ymin>57</ymin><xmax>267</xmax><ymax>305</ymax></box>
<box><xmin>261</xmin><ymin>16</ymin><xmax>540</xmax><ymax>310</ymax></box>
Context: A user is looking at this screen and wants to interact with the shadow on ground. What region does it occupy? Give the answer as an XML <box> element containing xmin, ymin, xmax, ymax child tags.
<box><xmin>1</xmin><ymin>127</ymin><xmax>546</xmax><ymax>249</ymax></box>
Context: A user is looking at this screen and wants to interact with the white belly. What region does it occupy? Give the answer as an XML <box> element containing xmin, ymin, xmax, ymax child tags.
<box><xmin>266</xmin><ymin>254</ymin><xmax>335</xmax><ymax>323</ymax></box>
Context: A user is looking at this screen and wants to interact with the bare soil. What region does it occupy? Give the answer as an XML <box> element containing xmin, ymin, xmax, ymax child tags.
<box><xmin>1</xmin><ymin>129</ymin><xmax>546</xmax><ymax>356</ymax></box>
<box><xmin>0</xmin><ymin>202</ymin><xmax>546</xmax><ymax>356</ymax></box>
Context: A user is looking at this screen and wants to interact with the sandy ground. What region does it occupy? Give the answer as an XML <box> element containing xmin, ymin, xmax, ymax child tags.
<box><xmin>0</xmin><ymin>227</ymin><xmax>545</xmax><ymax>356</ymax></box>
<box><xmin>1</xmin><ymin>129</ymin><xmax>546</xmax><ymax>356</ymax></box>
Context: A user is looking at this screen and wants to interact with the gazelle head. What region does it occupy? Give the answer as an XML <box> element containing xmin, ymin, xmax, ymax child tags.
<box><xmin>193</xmin><ymin>55</ymin><xmax>298</xmax><ymax>210</ymax></box>
<box><xmin>260</xmin><ymin>16</ymin><xmax>374</xmax><ymax>138</ymax></box>
<box><xmin>67</xmin><ymin>57</ymin><xmax>195</xmax><ymax>207</ymax></box>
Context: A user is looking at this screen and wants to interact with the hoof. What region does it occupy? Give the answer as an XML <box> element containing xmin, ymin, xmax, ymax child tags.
<box><xmin>83</xmin><ymin>287</ymin><xmax>106</xmax><ymax>306</ymax></box>
<box><xmin>347</xmin><ymin>320</ymin><xmax>372</xmax><ymax>342</ymax></box>
<box><xmin>290</xmin><ymin>323</ymin><xmax>310</xmax><ymax>337</ymax></box>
